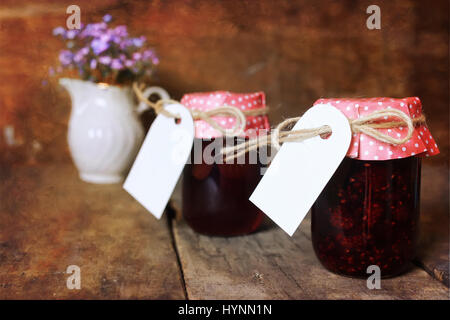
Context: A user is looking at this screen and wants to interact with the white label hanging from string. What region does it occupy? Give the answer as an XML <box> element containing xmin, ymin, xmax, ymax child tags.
<box><xmin>123</xmin><ymin>103</ymin><xmax>194</xmax><ymax>219</ymax></box>
<box><xmin>249</xmin><ymin>104</ymin><xmax>352</xmax><ymax>236</ymax></box>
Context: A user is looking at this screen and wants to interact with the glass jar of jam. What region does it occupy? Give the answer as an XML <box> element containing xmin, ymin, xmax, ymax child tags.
<box><xmin>311</xmin><ymin>97</ymin><xmax>439</xmax><ymax>278</ymax></box>
<box><xmin>180</xmin><ymin>92</ymin><xmax>270</xmax><ymax>236</ymax></box>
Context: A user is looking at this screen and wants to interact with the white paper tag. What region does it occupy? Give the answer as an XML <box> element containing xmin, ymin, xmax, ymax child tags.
<box><xmin>123</xmin><ymin>103</ymin><xmax>194</xmax><ymax>219</ymax></box>
<box><xmin>249</xmin><ymin>104</ymin><xmax>351</xmax><ymax>236</ymax></box>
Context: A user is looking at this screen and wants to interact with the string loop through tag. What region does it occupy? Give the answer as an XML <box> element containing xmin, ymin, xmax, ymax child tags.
<box><xmin>133</xmin><ymin>83</ymin><xmax>268</xmax><ymax>137</ymax></box>
<box><xmin>222</xmin><ymin>107</ymin><xmax>426</xmax><ymax>161</ymax></box>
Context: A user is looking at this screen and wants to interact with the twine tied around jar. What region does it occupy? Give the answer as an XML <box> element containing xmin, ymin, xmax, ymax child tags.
<box><xmin>221</xmin><ymin>108</ymin><xmax>426</xmax><ymax>161</ymax></box>
<box><xmin>133</xmin><ymin>83</ymin><xmax>268</xmax><ymax>137</ymax></box>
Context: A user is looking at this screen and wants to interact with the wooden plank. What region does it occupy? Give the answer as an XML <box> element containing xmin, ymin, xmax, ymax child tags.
<box><xmin>416</xmin><ymin>240</ymin><xmax>449</xmax><ymax>288</ymax></box>
<box><xmin>414</xmin><ymin>163</ymin><xmax>449</xmax><ymax>287</ymax></box>
<box><xmin>171</xmin><ymin>186</ymin><xmax>449</xmax><ymax>300</ymax></box>
<box><xmin>0</xmin><ymin>164</ymin><xmax>185</xmax><ymax>299</ymax></box>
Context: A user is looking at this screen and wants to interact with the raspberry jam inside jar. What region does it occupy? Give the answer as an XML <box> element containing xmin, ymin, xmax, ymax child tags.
<box><xmin>311</xmin><ymin>96</ymin><xmax>439</xmax><ymax>278</ymax></box>
<box><xmin>311</xmin><ymin>156</ymin><xmax>421</xmax><ymax>278</ymax></box>
<box><xmin>182</xmin><ymin>138</ymin><xmax>264</xmax><ymax>236</ymax></box>
<box><xmin>180</xmin><ymin>91</ymin><xmax>270</xmax><ymax>236</ymax></box>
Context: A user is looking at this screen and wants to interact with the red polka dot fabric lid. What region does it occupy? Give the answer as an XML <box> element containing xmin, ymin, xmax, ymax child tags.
<box><xmin>181</xmin><ymin>91</ymin><xmax>270</xmax><ymax>139</ymax></box>
<box><xmin>314</xmin><ymin>97</ymin><xmax>439</xmax><ymax>160</ymax></box>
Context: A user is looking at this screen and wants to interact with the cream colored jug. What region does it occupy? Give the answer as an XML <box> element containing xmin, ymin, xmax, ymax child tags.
<box><xmin>60</xmin><ymin>78</ymin><xmax>169</xmax><ymax>184</ymax></box>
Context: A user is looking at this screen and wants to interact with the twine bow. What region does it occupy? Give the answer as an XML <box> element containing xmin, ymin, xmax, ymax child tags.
<box><xmin>222</xmin><ymin>108</ymin><xmax>426</xmax><ymax>161</ymax></box>
<box><xmin>133</xmin><ymin>83</ymin><xmax>267</xmax><ymax>137</ymax></box>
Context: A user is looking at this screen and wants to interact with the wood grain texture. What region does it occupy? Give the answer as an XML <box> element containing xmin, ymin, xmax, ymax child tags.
<box><xmin>0</xmin><ymin>0</ymin><xmax>448</xmax><ymax>163</ymax></box>
<box><xmin>0</xmin><ymin>164</ymin><xmax>185</xmax><ymax>299</ymax></box>
<box><xmin>417</xmin><ymin>240</ymin><xmax>449</xmax><ymax>288</ymax></box>
<box><xmin>170</xmin><ymin>187</ymin><xmax>449</xmax><ymax>300</ymax></box>
<box><xmin>0</xmin><ymin>0</ymin><xmax>448</xmax><ymax>299</ymax></box>
<box><xmin>415</xmin><ymin>164</ymin><xmax>450</xmax><ymax>287</ymax></box>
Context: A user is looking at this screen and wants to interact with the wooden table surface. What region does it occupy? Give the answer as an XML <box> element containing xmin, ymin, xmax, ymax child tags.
<box><xmin>0</xmin><ymin>164</ymin><xmax>448</xmax><ymax>299</ymax></box>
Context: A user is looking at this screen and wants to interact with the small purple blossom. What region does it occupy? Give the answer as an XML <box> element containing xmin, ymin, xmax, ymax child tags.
<box><xmin>98</xmin><ymin>56</ymin><xmax>112</xmax><ymax>65</ymax></box>
<box><xmin>132</xmin><ymin>36</ymin><xmax>145</xmax><ymax>47</ymax></box>
<box><xmin>142</xmin><ymin>49</ymin><xmax>155</xmax><ymax>59</ymax></box>
<box><xmin>103</xmin><ymin>14</ymin><xmax>112</xmax><ymax>23</ymax></box>
<box><xmin>65</xmin><ymin>29</ymin><xmax>79</xmax><ymax>39</ymax></box>
<box><xmin>59</xmin><ymin>50</ymin><xmax>73</xmax><ymax>66</ymax></box>
<box><xmin>110</xmin><ymin>35</ymin><xmax>121</xmax><ymax>44</ymax></box>
<box><xmin>124</xmin><ymin>60</ymin><xmax>135</xmax><ymax>67</ymax></box>
<box><xmin>119</xmin><ymin>53</ymin><xmax>127</xmax><ymax>61</ymax></box>
<box><xmin>132</xmin><ymin>52</ymin><xmax>142</xmax><ymax>60</ymax></box>
<box><xmin>73</xmin><ymin>47</ymin><xmax>89</xmax><ymax>63</ymax></box>
<box><xmin>142</xmin><ymin>49</ymin><xmax>159</xmax><ymax>65</ymax></box>
<box><xmin>90</xmin><ymin>59</ymin><xmax>97</xmax><ymax>69</ymax></box>
<box><xmin>151</xmin><ymin>56</ymin><xmax>159</xmax><ymax>65</ymax></box>
<box><xmin>113</xmin><ymin>26</ymin><xmax>128</xmax><ymax>38</ymax></box>
<box><xmin>53</xmin><ymin>27</ymin><xmax>65</xmax><ymax>36</ymax></box>
<box><xmin>80</xmin><ymin>22</ymin><xmax>107</xmax><ymax>38</ymax></box>
<box><xmin>119</xmin><ymin>38</ymin><xmax>133</xmax><ymax>50</ymax></box>
<box><xmin>91</xmin><ymin>38</ymin><xmax>109</xmax><ymax>55</ymax></box>
<box><xmin>110</xmin><ymin>59</ymin><xmax>123</xmax><ymax>70</ymax></box>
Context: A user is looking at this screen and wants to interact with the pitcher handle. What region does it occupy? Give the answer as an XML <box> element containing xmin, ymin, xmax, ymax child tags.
<box><xmin>136</xmin><ymin>86</ymin><xmax>170</xmax><ymax>114</ymax></box>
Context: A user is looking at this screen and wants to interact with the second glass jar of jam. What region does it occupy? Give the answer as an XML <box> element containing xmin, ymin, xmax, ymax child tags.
<box><xmin>311</xmin><ymin>97</ymin><xmax>439</xmax><ymax>278</ymax></box>
<box><xmin>180</xmin><ymin>91</ymin><xmax>270</xmax><ymax>236</ymax></box>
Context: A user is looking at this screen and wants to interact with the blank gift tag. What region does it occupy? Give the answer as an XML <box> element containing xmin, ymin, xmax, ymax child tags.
<box><xmin>124</xmin><ymin>103</ymin><xmax>194</xmax><ymax>219</ymax></box>
<box><xmin>250</xmin><ymin>104</ymin><xmax>351</xmax><ymax>236</ymax></box>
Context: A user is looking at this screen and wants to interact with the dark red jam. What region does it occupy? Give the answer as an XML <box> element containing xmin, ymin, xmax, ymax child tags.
<box><xmin>182</xmin><ymin>138</ymin><xmax>264</xmax><ymax>236</ymax></box>
<box><xmin>311</xmin><ymin>156</ymin><xmax>421</xmax><ymax>278</ymax></box>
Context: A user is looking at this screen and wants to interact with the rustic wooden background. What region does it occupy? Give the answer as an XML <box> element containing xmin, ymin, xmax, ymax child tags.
<box><xmin>0</xmin><ymin>0</ymin><xmax>448</xmax><ymax>296</ymax></box>
<box><xmin>0</xmin><ymin>0</ymin><xmax>447</xmax><ymax>163</ymax></box>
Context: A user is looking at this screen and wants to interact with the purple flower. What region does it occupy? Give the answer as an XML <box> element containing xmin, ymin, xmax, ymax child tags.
<box><xmin>111</xmin><ymin>59</ymin><xmax>123</xmax><ymax>70</ymax></box>
<box><xmin>59</xmin><ymin>50</ymin><xmax>73</xmax><ymax>66</ymax></box>
<box><xmin>52</xmin><ymin>27</ymin><xmax>65</xmax><ymax>36</ymax></box>
<box><xmin>119</xmin><ymin>53</ymin><xmax>127</xmax><ymax>61</ymax></box>
<box><xmin>98</xmin><ymin>56</ymin><xmax>112</xmax><ymax>65</ymax></box>
<box><xmin>142</xmin><ymin>49</ymin><xmax>159</xmax><ymax>65</ymax></box>
<box><xmin>113</xmin><ymin>25</ymin><xmax>128</xmax><ymax>38</ymax></box>
<box><xmin>91</xmin><ymin>38</ymin><xmax>109</xmax><ymax>55</ymax></box>
<box><xmin>103</xmin><ymin>14</ymin><xmax>112</xmax><ymax>23</ymax></box>
<box><xmin>119</xmin><ymin>38</ymin><xmax>133</xmax><ymax>49</ymax></box>
<box><xmin>110</xmin><ymin>34</ymin><xmax>121</xmax><ymax>44</ymax></box>
<box><xmin>125</xmin><ymin>60</ymin><xmax>135</xmax><ymax>67</ymax></box>
<box><xmin>90</xmin><ymin>59</ymin><xmax>97</xmax><ymax>69</ymax></box>
<box><xmin>100</xmin><ymin>33</ymin><xmax>112</xmax><ymax>42</ymax></box>
<box><xmin>52</xmin><ymin>14</ymin><xmax>158</xmax><ymax>82</ymax></box>
<box><xmin>65</xmin><ymin>29</ymin><xmax>79</xmax><ymax>39</ymax></box>
<box><xmin>132</xmin><ymin>52</ymin><xmax>142</xmax><ymax>61</ymax></box>
<box><xmin>48</xmin><ymin>66</ymin><xmax>55</xmax><ymax>76</ymax></box>
<box><xmin>132</xmin><ymin>36</ymin><xmax>145</xmax><ymax>47</ymax></box>
<box><xmin>80</xmin><ymin>22</ymin><xmax>107</xmax><ymax>38</ymax></box>
<box><xmin>142</xmin><ymin>49</ymin><xmax>155</xmax><ymax>59</ymax></box>
<box><xmin>73</xmin><ymin>47</ymin><xmax>89</xmax><ymax>63</ymax></box>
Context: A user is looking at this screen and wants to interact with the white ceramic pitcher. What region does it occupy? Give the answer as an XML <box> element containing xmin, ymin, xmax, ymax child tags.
<box><xmin>59</xmin><ymin>78</ymin><xmax>169</xmax><ymax>184</ymax></box>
